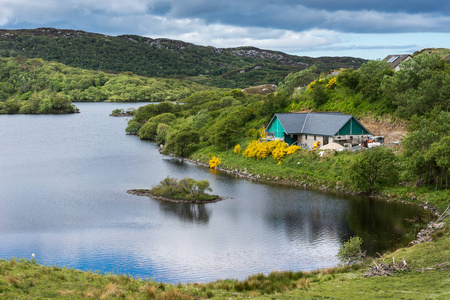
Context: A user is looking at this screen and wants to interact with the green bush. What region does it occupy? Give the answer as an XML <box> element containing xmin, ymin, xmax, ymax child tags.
<box><xmin>336</xmin><ymin>236</ymin><xmax>365</xmax><ymax>265</ymax></box>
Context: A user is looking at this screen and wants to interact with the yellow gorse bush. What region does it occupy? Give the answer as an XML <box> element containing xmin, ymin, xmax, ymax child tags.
<box><xmin>307</xmin><ymin>81</ymin><xmax>316</xmax><ymax>90</ymax></box>
<box><xmin>242</xmin><ymin>140</ymin><xmax>300</xmax><ymax>161</ymax></box>
<box><xmin>245</xmin><ymin>126</ymin><xmax>267</xmax><ymax>140</ymax></box>
<box><xmin>234</xmin><ymin>144</ymin><xmax>242</xmax><ymax>154</ymax></box>
<box><xmin>209</xmin><ymin>156</ymin><xmax>221</xmax><ymax>168</ymax></box>
<box><xmin>258</xmin><ymin>127</ymin><xmax>266</xmax><ymax>139</ymax></box>
<box><xmin>326</xmin><ymin>77</ymin><xmax>337</xmax><ymax>88</ymax></box>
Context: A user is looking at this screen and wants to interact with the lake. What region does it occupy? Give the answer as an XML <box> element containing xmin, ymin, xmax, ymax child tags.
<box><xmin>0</xmin><ymin>103</ymin><xmax>431</xmax><ymax>283</ymax></box>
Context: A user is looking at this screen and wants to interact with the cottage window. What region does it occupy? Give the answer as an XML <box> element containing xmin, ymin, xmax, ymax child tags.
<box><xmin>305</xmin><ymin>135</ymin><xmax>308</xmax><ymax>140</ymax></box>
<box><xmin>314</xmin><ymin>135</ymin><xmax>316</xmax><ymax>141</ymax></box>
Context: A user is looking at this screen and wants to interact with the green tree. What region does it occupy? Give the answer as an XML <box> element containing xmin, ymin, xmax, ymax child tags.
<box><xmin>358</xmin><ymin>60</ymin><xmax>393</xmax><ymax>102</ymax></box>
<box><xmin>4</xmin><ymin>99</ymin><xmax>22</xmax><ymax>113</ymax></box>
<box><xmin>310</xmin><ymin>80</ymin><xmax>328</xmax><ymax>106</ymax></box>
<box><xmin>164</xmin><ymin>126</ymin><xmax>200</xmax><ymax>157</ymax></box>
<box><xmin>278</xmin><ymin>66</ymin><xmax>318</xmax><ymax>96</ymax></box>
<box><xmin>347</xmin><ymin>147</ymin><xmax>398</xmax><ymax>194</ymax></box>
<box><xmin>155</xmin><ymin>123</ymin><xmax>171</xmax><ymax>145</ymax></box>
<box><xmin>401</xmin><ymin>111</ymin><xmax>449</xmax><ymax>188</ymax></box>
<box><xmin>336</xmin><ymin>236</ymin><xmax>365</xmax><ymax>265</ymax></box>
<box><xmin>138</xmin><ymin>113</ymin><xmax>176</xmax><ymax>140</ymax></box>
<box><xmin>337</xmin><ymin>68</ymin><xmax>360</xmax><ymax>91</ymax></box>
<box><xmin>425</xmin><ymin>136</ymin><xmax>450</xmax><ymax>189</ymax></box>
<box><xmin>381</xmin><ymin>53</ymin><xmax>448</xmax><ymax>118</ymax></box>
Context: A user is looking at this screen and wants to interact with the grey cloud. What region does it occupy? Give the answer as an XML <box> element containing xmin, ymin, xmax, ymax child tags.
<box><xmin>1</xmin><ymin>0</ymin><xmax>450</xmax><ymax>34</ymax></box>
<box><xmin>157</xmin><ymin>0</ymin><xmax>450</xmax><ymax>33</ymax></box>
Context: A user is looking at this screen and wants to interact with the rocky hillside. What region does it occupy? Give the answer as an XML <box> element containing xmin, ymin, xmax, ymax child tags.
<box><xmin>0</xmin><ymin>28</ymin><xmax>367</xmax><ymax>88</ymax></box>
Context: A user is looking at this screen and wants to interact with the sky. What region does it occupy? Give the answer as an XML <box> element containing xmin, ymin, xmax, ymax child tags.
<box><xmin>1</xmin><ymin>0</ymin><xmax>449</xmax><ymax>59</ymax></box>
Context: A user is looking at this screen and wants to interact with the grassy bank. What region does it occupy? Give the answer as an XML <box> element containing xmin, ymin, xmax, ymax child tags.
<box><xmin>191</xmin><ymin>143</ymin><xmax>449</xmax><ymax>211</ymax></box>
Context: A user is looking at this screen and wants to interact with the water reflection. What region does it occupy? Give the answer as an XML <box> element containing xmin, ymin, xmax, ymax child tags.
<box><xmin>345</xmin><ymin>197</ymin><xmax>431</xmax><ymax>255</ymax></box>
<box><xmin>159</xmin><ymin>202</ymin><xmax>211</xmax><ymax>224</ymax></box>
<box><xmin>264</xmin><ymin>189</ymin><xmax>347</xmax><ymax>244</ymax></box>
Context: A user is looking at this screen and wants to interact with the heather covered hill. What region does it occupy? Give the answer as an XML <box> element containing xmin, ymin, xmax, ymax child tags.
<box><xmin>0</xmin><ymin>28</ymin><xmax>367</xmax><ymax>88</ymax></box>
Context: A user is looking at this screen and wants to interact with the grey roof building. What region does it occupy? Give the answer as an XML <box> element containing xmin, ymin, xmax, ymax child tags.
<box><xmin>383</xmin><ymin>54</ymin><xmax>412</xmax><ymax>70</ymax></box>
<box><xmin>265</xmin><ymin>112</ymin><xmax>372</xmax><ymax>147</ymax></box>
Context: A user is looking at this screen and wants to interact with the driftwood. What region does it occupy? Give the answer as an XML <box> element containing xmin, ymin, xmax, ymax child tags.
<box><xmin>363</xmin><ymin>255</ymin><xmax>409</xmax><ymax>277</ymax></box>
<box><xmin>417</xmin><ymin>262</ymin><xmax>450</xmax><ymax>273</ymax></box>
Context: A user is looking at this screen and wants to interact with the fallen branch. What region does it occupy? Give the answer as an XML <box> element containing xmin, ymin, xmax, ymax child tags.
<box><xmin>363</xmin><ymin>256</ymin><xmax>409</xmax><ymax>277</ymax></box>
<box><xmin>436</xmin><ymin>206</ymin><xmax>450</xmax><ymax>223</ymax></box>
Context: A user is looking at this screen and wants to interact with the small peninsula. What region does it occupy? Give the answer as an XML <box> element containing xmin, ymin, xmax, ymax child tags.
<box><xmin>128</xmin><ymin>176</ymin><xmax>222</xmax><ymax>203</ymax></box>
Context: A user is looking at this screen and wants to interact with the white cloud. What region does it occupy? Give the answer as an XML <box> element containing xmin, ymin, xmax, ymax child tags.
<box><xmin>131</xmin><ymin>16</ymin><xmax>342</xmax><ymax>52</ymax></box>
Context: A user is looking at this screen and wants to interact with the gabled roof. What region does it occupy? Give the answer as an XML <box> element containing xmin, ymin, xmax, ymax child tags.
<box><xmin>266</xmin><ymin>112</ymin><xmax>371</xmax><ymax>136</ymax></box>
<box><xmin>383</xmin><ymin>54</ymin><xmax>412</xmax><ymax>69</ymax></box>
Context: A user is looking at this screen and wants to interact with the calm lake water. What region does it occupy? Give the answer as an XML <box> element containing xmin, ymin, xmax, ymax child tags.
<box><xmin>0</xmin><ymin>103</ymin><xmax>431</xmax><ymax>283</ymax></box>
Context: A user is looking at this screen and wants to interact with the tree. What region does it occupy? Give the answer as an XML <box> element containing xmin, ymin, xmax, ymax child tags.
<box><xmin>337</xmin><ymin>68</ymin><xmax>360</xmax><ymax>91</ymax></box>
<box><xmin>155</xmin><ymin>123</ymin><xmax>171</xmax><ymax>145</ymax></box>
<box><xmin>381</xmin><ymin>53</ymin><xmax>448</xmax><ymax>118</ymax></box>
<box><xmin>164</xmin><ymin>126</ymin><xmax>200</xmax><ymax>157</ymax></box>
<box><xmin>278</xmin><ymin>66</ymin><xmax>318</xmax><ymax>96</ymax></box>
<box><xmin>310</xmin><ymin>80</ymin><xmax>328</xmax><ymax>106</ymax></box>
<box><xmin>401</xmin><ymin>111</ymin><xmax>449</xmax><ymax>188</ymax></box>
<box><xmin>358</xmin><ymin>60</ymin><xmax>393</xmax><ymax>102</ymax></box>
<box><xmin>336</xmin><ymin>236</ymin><xmax>365</xmax><ymax>265</ymax></box>
<box><xmin>426</xmin><ymin>137</ymin><xmax>450</xmax><ymax>189</ymax></box>
<box><xmin>347</xmin><ymin>147</ymin><xmax>398</xmax><ymax>194</ymax></box>
<box><xmin>138</xmin><ymin>113</ymin><xmax>176</xmax><ymax>140</ymax></box>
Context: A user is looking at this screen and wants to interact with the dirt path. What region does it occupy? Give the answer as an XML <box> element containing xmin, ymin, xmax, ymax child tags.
<box><xmin>360</xmin><ymin>117</ymin><xmax>408</xmax><ymax>144</ymax></box>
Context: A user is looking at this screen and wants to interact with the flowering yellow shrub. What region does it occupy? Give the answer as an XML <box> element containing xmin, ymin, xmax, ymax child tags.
<box><xmin>308</xmin><ymin>81</ymin><xmax>316</xmax><ymax>90</ymax></box>
<box><xmin>285</xmin><ymin>145</ymin><xmax>301</xmax><ymax>155</ymax></box>
<box><xmin>258</xmin><ymin>127</ymin><xmax>266</xmax><ymax>139</ymax></box>
<box><xmin>326</xmin><ymin>77</ymin><xmax>337</xmax><ymax>88</ymax></box>
<box><xmin>243</xmin><ymin>140</ymin><xmax>301</xmax><ymax>161</ymax></box>
<box><xmin>234</xmin><ymin>144</ymin><xmax>242</xmax><ymax>154</ymax></box>
<box><xmin>209</xmin><ymin>156</ymin><xmax>221</xmax><ymax>168</ymax></box>
<box><xmin>245</xmin><ymin>126</ymin><xmax>267</xmax><ymax>140</ymax></box>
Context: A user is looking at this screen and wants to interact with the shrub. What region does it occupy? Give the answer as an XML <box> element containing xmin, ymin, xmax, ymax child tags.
<box><xmin>346</xmin><ymin>147</ymin><xmax>398</xmax><ymax>194</ymax></box>
<box><xmin>234</xmin><ymin>144</ymin><xmax>242</xmax><ymax>154</ymax></box>
<box><xmin>242</xmin><ymin>140</ymin><xmax>300</xmax><ymax>161</ymax></box>
<box><xmin>336</xmin><ymin>236</ymin><xmax>365</xmax><ymax>265</ymax></box>
<box><xmin>209</xmin><ymin>156</ymin><xmax>221</xmax><ymax>168</ymax></box>
<box><xmin>150</xmin><ymin>176</ymin><xmax>214</xmax><ymax>201</ymax></box>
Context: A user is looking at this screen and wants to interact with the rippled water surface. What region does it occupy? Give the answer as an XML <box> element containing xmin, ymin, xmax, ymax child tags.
<box><xmin>0</xmin><ymin>103</ymin><xmax>430</xmax><ymax>283</ymax></box>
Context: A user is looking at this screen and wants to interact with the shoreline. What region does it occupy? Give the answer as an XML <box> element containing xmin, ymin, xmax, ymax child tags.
<box><xmin>182</xmin><ymin>155</ymin><xmax>441</xmax><ymax>215</ymax></box>
<box><xmin>173</xmin><ymin>155</ymin><xmax>445</xmax><ymax>247</ymax></box>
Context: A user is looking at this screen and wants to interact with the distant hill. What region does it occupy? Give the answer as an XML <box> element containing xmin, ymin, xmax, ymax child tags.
<box><xmin>0</xmin><ymin>28</ymin><xmax>367</xmax><ymax>88</ymax></box>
